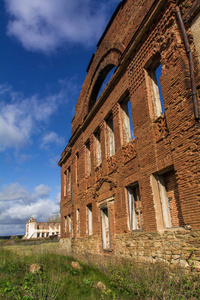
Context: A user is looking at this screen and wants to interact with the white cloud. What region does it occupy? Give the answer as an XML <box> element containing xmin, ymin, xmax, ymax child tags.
<box><xmin>49</xmin><ymin>155</ymin><xmax>61</xmax><ymax>168</ymax></box>
<box><xmin>0</xmin><ymin>182</ymin><xmax>30</xmax><ymax>201</ymax></box>
<box><xmin>0</xmin><ymin>182</ymin><xmax>60</xmax><ymax>235</ymax></box>
<box><xmin>0</xmin><ymin>100</ymin><xmax>32</xmax><ymax>150</ymax></box>
<box><xmin>0</xmin><ymin>199</ymin><xmax>59</xmax><ymax>222</ymax></box>
<box><xmin>33</xmin><ymin>184</ymin><xmax>51</xmax><ymax>199</ymax></box>
<box><xmin>55</xmin><ymin>192</ymin><xmax>61</xmax><ymax>204</ymax></box>
<box><xmin>0</xmin><ymin>84</ymin><xmax>68</xmax><ymax>151</ymax></box>
<box><xmin>41</xmin><ymin>132</ymin><xmax>65</xmax><ymax>150</ymax></box>
<box><xmin>4</xmin><ymin>0</ymin><xmax>118</xmax><ymax>53</ymax></box>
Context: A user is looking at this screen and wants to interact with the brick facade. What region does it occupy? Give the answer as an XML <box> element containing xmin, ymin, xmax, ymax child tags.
<box><xmin>59</xmin><ymin>0</ymin><xmax>200</xmax><ymax>270</ymax></box>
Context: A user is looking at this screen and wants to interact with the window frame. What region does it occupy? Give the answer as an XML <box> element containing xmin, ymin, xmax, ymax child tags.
<box><xmin>67</xmin><ymin>166</ymin><xmax>71</xmax><ymax>193</ymax></box>
<box><xmin>106</xmin><ymin>114</ymin><xmax>115</xmax><ymax>157</ymax></box>
<box><xmin>87</xmin><ymin>204</ymin><xmax>93</xmax><ymax>236</ymax></box>
<box><xmin>75</xmin><ymin>153</ymin><xmax>79</xmax><ymax>184</ymax></box>
<box><xmin>126</xmin><ymin>183</ymin><xmax>142</xmax><ymax>231</ymax></box>
<box><xmin>120</xmin><ymin>97</ymin><xmax>134</xmax><ymax>144</ymax></box>
<box><xmin>64</xmin><ymin>216</ymin><xmax>67</xmax><ymax>233</ymax></box>
<box><xmin>68</xmin><ymin>214</ymin><xmax>72</xmax><ymax>233</ymax></box>
<box><xmin>64</xmin><ymin>171</ymin><xmax>67</xmax><ymax>197</ymax></box>
<box><xmin>77</xmin><ymin>209</ymin><xmax>80</xmax><ymax>237</ymax></box>
<box><xmin>85</xmin><ymin>140</ymin><xmax>91</xmax><ymax>175</ymax></box>
<box><xmin>150</xmin><ymin>169</ymin><xmax>183</xmax><ymax>231</ymax></box>
<box><xmin>100</xmin><ymin>204</ymin><xmax>111</xmax><ymax>250</ymax></box>
<box><xmin>94</xmin><ymin>128</ymin><xmax>102</xmax><ymax>166</ymax></box>
<box><xmin>147</xmin><ymin>59</ymin><xmax>164</xmax><ymax>118</ymax></box>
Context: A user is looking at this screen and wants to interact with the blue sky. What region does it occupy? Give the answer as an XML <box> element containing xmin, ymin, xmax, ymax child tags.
<box><xmin>0</xmin><ymin>0</ymin><xmax>120</xmax><ymax>236</ymax></box>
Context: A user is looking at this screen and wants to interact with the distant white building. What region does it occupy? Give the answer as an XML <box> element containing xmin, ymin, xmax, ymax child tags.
<box><xmin>23</xmin><ymin>217</ymin><xmax>60</xmax><ymax>239</ymax></box>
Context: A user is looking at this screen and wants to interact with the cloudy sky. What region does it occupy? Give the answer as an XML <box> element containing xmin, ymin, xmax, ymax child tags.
<box><xmin>0</xmin><ymin>0</ymin><xmax>120</xmax><ymax>236</ymax></box>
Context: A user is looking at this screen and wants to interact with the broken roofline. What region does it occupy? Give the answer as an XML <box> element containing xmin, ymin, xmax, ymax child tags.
<box><xmin>86</xmin><ymin>0</ymin><xmax>127</xmax><ymax>73</ymax></box>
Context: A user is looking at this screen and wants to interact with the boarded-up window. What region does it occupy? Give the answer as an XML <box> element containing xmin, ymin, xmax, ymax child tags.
<box><xmin>87</xmin><ymin>204</ymin><xmax>92</xmax><ymax>235</ymax></box>
<box><xmin>121</xmin><ymin>98</ymin><xmax>134</xmax><ymax>143</ymax></box>
<box><xmin>127</xmin><ymin>184</ymin><xmax>142</xmax><ymax>231</ymax></box>
<box><xmin>106</xmin><ymin>114</ymin><xmax>115</xmax><ymax>157</ymax></box>
<box><xmin>94</xmin><ymin>129</ymin><xmax>102</xmax><ymax>166</ymax></box>
<box><xmin>101</xmin><ymin>206</ymin><xmax>111</xmax><ymax>250</ymax></box>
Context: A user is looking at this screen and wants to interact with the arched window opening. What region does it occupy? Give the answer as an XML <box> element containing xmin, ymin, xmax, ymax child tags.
<box><xmin>89</xmin><ymin>64</ymin><xmax>117</xmax><ymax>111</ymax></box>
<box><xmin>96</xmin><ymin>66</ymin><xmax>117</xmax><ymax>101</ymax></box>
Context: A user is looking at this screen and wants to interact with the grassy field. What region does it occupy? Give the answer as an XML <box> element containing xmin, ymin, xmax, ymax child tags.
<box><xmin>2</xmin><ymin>240</ymin><xmax>60</xmax><ymax>256</ymax></box>
<box><xmin>0</xmin><ymin>242</ymin><xmax>200</xmax><ymax>299</ymax></box>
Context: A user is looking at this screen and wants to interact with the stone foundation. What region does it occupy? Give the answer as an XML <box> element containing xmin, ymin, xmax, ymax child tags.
<box><xmin>60</xmin><ymin>229</ymin><xmax>200</xmax><ymax>272</ymax></box>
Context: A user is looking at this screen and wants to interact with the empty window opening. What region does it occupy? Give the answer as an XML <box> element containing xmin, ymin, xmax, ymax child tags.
<box><xmin>77</xmin><ymin>209</ymin><xmax>80</xmax><ymax>237</ymax></box>
<box><xmin>94</xmin><ymin>129</ymin><xmax>102</xmax><ymax>166</ymax></box>
<box><xmin>101</xmin><ymin>206</ymin><xmax>111</xmax><ymax>250</ymax></box>
<box><xmin>87</xmin><ymin>204</ymin><xmax>93</xmax><ymax>235</ymax></box>
<box><xmin>127</xmin><ymin>184</ymin><xmax>142</xmax><ymax>231</ymax></box>
<box><xmin>96</xmin><ymin>66</ymin><xmax>117</xmax><ymax>101</ymax></box>
<box><xmin>68</xmin><ymin>214</ymin><xmax>71</xmax><ymax>233</ymax></box>
<box><xmin>37</xmin><ymin>233</ymin><xmax>39</xmax><ymax>238</ymax></box>
<box><xmin>121</xmin><ymin>98</ymin><xmax>135</xmax><ymax>143</ymax></box>
<box><xmin>106</xmin><ymin>114</ymin><xmax>115</xmax><ymax>157</ymax></box>
<box><xmin>151</xmin><ymin>169</ymin><xmax>184</xmax><ymax>230</ymax></box>
<box><xmin>148</xmin><ymin>62</ymin><xmax>164</xmax><ymax>117</ymax></box>
<box><xmin>85</xmin><ymin>141</ymin><xmax>91</xmax><ymax>175</ymax></box>
<box><xmin>89</xmin><ymin>64</ymin><xmax>117</xmax><ymax>110</ymax></box>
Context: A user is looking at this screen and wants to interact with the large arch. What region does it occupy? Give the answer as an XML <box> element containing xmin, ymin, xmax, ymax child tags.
<box><xmin>86</xmin><ymin>44</ymin><xmax>125</xmax><ymax>112</ymax></box>
<box><xmin>88</xmin><ymin>64</ymin><xmax>116</xmax><ymax>110</ymax></box>
<box><xmin>71</xmin><ymin>44</ymin><xmax>125</xmax><ymax>134</ymax></box>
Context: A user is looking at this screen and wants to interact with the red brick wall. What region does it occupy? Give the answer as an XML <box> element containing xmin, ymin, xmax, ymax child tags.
<box><xmin>59</xmin><ymin>0</ymin><xmax>200</xmax><ymax>257</ymax></box>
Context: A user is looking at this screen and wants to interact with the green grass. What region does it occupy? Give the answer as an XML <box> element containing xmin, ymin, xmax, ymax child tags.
<box><xmin>0</xmin><ymin>245</ymin><xmax>200</xmax><ymax>299</ymax></box>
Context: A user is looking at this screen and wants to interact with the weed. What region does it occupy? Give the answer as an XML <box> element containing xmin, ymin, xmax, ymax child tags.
<box><xmin>101</xmin><ymin>288</ymin><xmax>117</xmax><ymax>300</ymax></box>
<box><xmin>108</xmin><ymin>263</ymin><xmax>132</xmax><ymax>294</ymax></box>
<box><xmin>83</xmin><ymin>278</ymin><xmax>93</xmax><ymax>287</ymax></box>
<box><xmin>1</xmin><ymin>245</ymin><xmax>200</xmax><ymax>299</ymax></box>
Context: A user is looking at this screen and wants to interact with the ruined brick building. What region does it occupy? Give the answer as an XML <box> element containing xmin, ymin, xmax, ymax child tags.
<box><xmin>59</xmin><ymin>0</ymin><xmax>200</xmax><ymax>269</ymax></box>
<box><xmin>23</xmin><ymin>218</ymin><xmax>60</xmax><ymax>239</ymax></box>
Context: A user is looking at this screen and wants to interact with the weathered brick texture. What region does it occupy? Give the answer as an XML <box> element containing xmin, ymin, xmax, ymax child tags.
<box><xmin>59</xmin><ymin>0</ymin><xmax>200</xmax><ymax>270</ymax></box>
